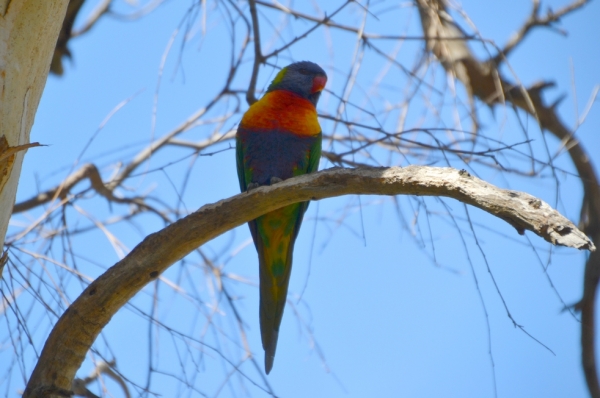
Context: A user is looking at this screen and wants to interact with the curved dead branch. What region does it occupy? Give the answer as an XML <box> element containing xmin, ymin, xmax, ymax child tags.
<box><xmin>23</xmin><ymin>165</ymin><xmax>593</xmax><ymax>397</ymax></box>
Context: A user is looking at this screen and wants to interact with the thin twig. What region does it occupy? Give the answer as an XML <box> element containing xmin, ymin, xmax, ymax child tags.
<box><xmin>246</xmin><ymin>0</ymin><xmax>263</xmax><ymax>105</ymax></box>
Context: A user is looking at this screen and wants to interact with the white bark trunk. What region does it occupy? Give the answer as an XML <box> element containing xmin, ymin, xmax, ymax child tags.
<box><xmin>0</xmin><ymin>0</ymin><xmax>68</xmax><ymax>246</ymax></box>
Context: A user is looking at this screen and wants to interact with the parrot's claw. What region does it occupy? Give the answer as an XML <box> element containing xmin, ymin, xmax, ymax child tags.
<box><xmin>270</xmin><ymin>177</ymin><xmax>283</xmax><ymax>185</ymax></box>
<box><xmin>247</xmin><ymin>182</ymin><xmax>260</xmax><ymax>191</ymax></box>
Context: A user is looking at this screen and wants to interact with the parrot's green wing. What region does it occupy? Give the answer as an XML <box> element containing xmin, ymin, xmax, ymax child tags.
<box><xmin>236</xmin><ymin>133</ymin><xmax>248</xmax><ymax>193</ymax></box>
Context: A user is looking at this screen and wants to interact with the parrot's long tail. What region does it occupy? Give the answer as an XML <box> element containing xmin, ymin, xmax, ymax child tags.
<box><xmin>258</xmin><ymin>240</ymin><xmax>293</xmax><ymax>375</ymax></box>
<box><xmin>255</xmin><ymin>203</ymin><xmax>304</xmax><ymax>374</ymax></box>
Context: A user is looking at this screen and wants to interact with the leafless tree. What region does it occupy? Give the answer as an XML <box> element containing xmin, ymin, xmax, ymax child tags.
<box><xmin>1</xmin><ymin>0</ymin><xmax>597</xmax><ymax>397</ymax></box>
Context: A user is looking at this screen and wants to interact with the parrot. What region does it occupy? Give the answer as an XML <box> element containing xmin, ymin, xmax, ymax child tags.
<box><xmin>236</xmin><ymin>61</ymin><xmax>327</xmax><ymax>374</ymax></box>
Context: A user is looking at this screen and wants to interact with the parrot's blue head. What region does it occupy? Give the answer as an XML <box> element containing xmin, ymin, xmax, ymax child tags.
<box><xmin>267</xmin><ymin>61</ymin><xmax>327</xmax><ymax>106</ymax></box>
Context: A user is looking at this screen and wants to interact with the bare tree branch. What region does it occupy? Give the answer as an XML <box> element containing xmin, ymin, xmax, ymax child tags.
<box><xmin>72</xmin><ymin>361</ymin><xmax>130</xmax><ymax>398</ymax></box>
<box><xmin>261</xmin><ymin>1</ymin><xmax>351</xmax><ymax>60</ymax></box>
<box><xmin>50</xmin><ymin>0</ymin><xmax>85</xmax><ymax>75</ymax></box>
<box><xmin>23</xmin><ymin>165</ymin><xmax>594</xmax><ymax>397</ymax></box>
<box><xmin>12</xmin><ymin>163</ymin><xmax>151</xmax><ymax>215</ymax></box>
<box><xmin>71</xmin><ymin>0</ymin><xmax>112</xmax><ymax>38</ymax></box>
<box><xmin>246</xmin><ymin>0</ymin><xmax>263</xmax><ymax>105</ymax></box>
<box><xmin>493</xmin><ymin>0</ymin><xmax>589</xmax><ymax>64</ymax></box>
<box><xmin>255</xmin><ymin>0</ymin><xmax>427</xmax><ymax>41</ymax></box>
<box><xmin>107</xmin><ymin>91</ymin><xmax>229</xmax><ymax>191</ymax></box>
<box><xmin>0</xmin><ymin>142</ymin><xmax>42</xmax><ymax>163</ymax></box>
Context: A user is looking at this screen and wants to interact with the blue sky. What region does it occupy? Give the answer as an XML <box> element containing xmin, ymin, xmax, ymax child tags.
<box><xmin>4</xmin><ymin>0</ymin><xmax>600</xmax><ymax>397</ymax></box>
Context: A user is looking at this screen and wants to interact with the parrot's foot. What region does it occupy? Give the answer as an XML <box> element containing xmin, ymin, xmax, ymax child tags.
<box><xmin>247</xmin><ymin>182</ymin><xmax>260</xmax><ymax>191</ymax></box>
<box><xmin>270</xmin><ymin>177</ymin><xmax>283</xmax><ymax>185</ymax></box>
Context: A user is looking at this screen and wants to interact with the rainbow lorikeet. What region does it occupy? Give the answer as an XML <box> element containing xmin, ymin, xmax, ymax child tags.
<box><xmin>236</xmin><ymin>61</ymin><xmax>327</xmax><ymax>374</ymax></box>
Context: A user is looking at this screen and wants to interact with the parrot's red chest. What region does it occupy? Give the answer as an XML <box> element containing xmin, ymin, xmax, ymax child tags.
<box><xmin>240</xmin><ymin>90</ymin><xmax>321</xmax><ymax>136</ymax></box>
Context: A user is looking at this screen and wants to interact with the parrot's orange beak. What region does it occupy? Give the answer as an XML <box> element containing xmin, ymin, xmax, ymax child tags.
<box><xmin>311</xmin><ymin>75</ymin><xmax>327</xmax><ymax>93</ymax></box>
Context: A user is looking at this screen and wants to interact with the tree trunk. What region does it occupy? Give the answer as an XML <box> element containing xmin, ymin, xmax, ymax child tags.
<box><xmin>0</xmin><ymin>0</ymin><xmax>69</xmax><ymax>246</ymax></box>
